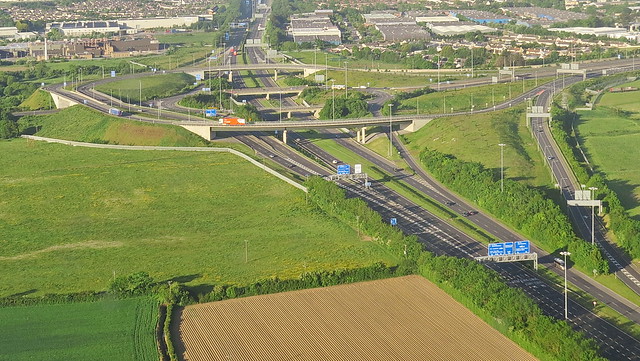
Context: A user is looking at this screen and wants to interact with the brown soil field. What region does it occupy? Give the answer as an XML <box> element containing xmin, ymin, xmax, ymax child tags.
<box><xmin>173</xmin><ymin>275</ymin><xmax>537</xmax><ymax>361</ymax></box>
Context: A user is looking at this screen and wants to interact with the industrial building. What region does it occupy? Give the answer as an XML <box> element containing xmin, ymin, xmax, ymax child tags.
<box><xmin>548</xmin><ymin>26</ymin><xmax>640</xmax><ymax>41</ymax></box>
<box><xmin>504</xmin><ymin>7</ymin><xmax>588</xmax><ymax>27</ymax></box>
<box><xmin>428</xmin><ymin>21</ymin><xmax>495</xmax><ymax>36</ymax></box>
<box><xmin>375</xmin><ymin>24</ymin><xmax>430</xmax><ymax>42</ymax></box>
<box><xmin>290</xmin><ymin>11</ymin><xmax>341</xmax><ymax>45</ymax></box>
<box><xmin>450</xmin><ymin>10</ymin><xmax>511</xmax><ymax>24</ymax></box>
<box><xmin>46</xmin><ymin>16</ymin><xmax>209</xmax><ymax>36</ymax></box>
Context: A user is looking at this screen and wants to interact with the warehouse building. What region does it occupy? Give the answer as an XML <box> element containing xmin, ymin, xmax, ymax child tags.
<box><xmin>290</xmin><ymin>13</ymin><xmax>341</xmax><ymax>44</ymax></box>
<box><xmin>428</xmin><ymin>21</ymin><xmax>495</xmax><ymax>36</ymax></box>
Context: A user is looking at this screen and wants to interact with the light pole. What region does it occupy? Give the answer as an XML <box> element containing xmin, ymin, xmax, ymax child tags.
<box><xmin>388</xmin><ymin>103</ymin><xmax>393</xmax><ymax>158</ymax></box>
<box><xmin>139</xmin><ymin>80</ymin><xmax>142</xmax><ymax>107</ymax></box>
<box><xmin>344</xmin><ymin>61</ymin><xmax>348</xmax><ymax>98</ymax></box>
<box><xmin>331</xmin><ymin>79</ymin><xmax>335</xmax><ymax>121</ymax></box>
<box><xmin>499</xmin><ymin>143</ymin><xmax>506</xmax><ymax>192</ymax></box>
<box><xmin>560</xmin><ymin>251</ymin><xmax>571</xmax><ymax>320</ymax></box>
<box><xmin>589</xmin><ymin>187</ymin><xmax>598</xmax><ymax>246</ymax></box>
<box><xmin>279</xmin><ymin>91</ymin><xmax>282</xmax><ymax>121</ymax></box>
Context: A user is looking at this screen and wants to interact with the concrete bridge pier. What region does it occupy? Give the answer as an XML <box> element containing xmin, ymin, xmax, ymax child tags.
<box><xmin>274</xmin><ymin>70</ymin><xmax>278</xmax><ymax>82</ymax></box>
<box><xmin>282</xmin><ymin>129</ymin><xmax>287</xmax><ymax>144</ymax></box>
<box><xmin>286</xmin><ymin>111</ymin><xmax>291</xmax><ymax>119</ymax></box>
<box><xmin>228</xmin><ymin>71</ymin><xmax>233</xmax><ymax>83</ymax></box>
<box><xmin>266</xmin><ymin>93</ymin><xmax>270</xmax><ymax>100</ymax></box>
<box><xmin>180</xmin><ymin>125</ymin><xmax>215</xmax><ymax>140</ymax></box>
<box><xmin>360</xmin><ymin>127</ymin><xmax>366</xmax><ymax>144</ymax></box>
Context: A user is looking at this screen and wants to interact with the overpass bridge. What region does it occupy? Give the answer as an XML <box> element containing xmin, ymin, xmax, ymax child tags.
<box><xmin>229</xmin><ymin>86</ymin><xmax>306</xmax><ymax>97</ymax></box>
<box><xmin>179</xmin><ymin>116</ymin><xmax>433</xmax><ymax>143</ymax></box>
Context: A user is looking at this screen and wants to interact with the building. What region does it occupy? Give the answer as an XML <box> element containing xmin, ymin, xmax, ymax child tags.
<box><xmin>428</xmin><ymin>21</ymin><xmax>495</xmax><ymax>36</ymax></box>
<box><xmin>0</xmin><ymin>27</ymin><xmax>19</xmax><ymax>38</ymax></box>
<box><xmin>48</xmin><ymin>21</ymin><xmax>122</xmax><ymax>36</ymax></box>
<box><xmin>290</xmin><ymin>13</ymin><xmax>341</xmax><ymax>45</ymax></box>
<box><xmin>375</xmin><ymin>24</ymin><xmax>430</xmax><ymax>42</ymax></box>
<box><xmin>548</xmin><ymin>26</ymin><xmax>640</xmax><ymax>41</ymax></box>
<box><xmin>450</xmin><ymin>10</ymin><xmax>511</xmax><ymax>24</ymax></box>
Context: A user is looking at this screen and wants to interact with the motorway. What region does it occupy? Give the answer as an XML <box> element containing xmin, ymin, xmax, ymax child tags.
<box><xmin>39</xmin><ymin>9</ymin><xmax>640</xmax><ymax>358</ymax></box>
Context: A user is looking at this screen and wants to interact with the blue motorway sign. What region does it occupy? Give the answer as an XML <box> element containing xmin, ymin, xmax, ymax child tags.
<box><xmin>504</xmin><ymin>242</ymin><xmax>514</xmax><ymax>255</ymax></box>
<box><xmin>488</xmin><ymin>243</ymin><xmax>505</xmax><ymax>256</ymax></box>
<box><xmin>205</xmin><ymin>108</ymin><xmax>217</xmax><ymax>117</ymax></box>
<box><xmin>515</xmin><ymin>240</ymin><xmax>530</xmax><ymax>254</ymax></box>
<box><xmin>337</xmin><ymin>164</ymin><xmax>351</xmax><ymax>175</ymax></box>
<box><xmin>196</xmin><ymin>74</ymin><xmax>201</xmax><ymax>81</ymax></box>
<box><xmin>201</xmin><ymin>88</ymin><xmax>211</xmax><ymax>92</ymax></box>
<box><xmin>390</xmin><ymin>218</ymin><xmax>397</xmax><ymax>226</ymax></box>
<box><xmin>489</xmin><ymin>241</ymin><xmax>531</xmax><ymax>256</ymax></box>
<box><xmin>110</xmin><ymin>70</ymin><xmax>116</xmax><ymax>77</ymax></box>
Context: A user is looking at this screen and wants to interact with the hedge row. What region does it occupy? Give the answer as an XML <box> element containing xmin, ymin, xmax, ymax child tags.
<box><xmin>418</xmin><ymin>148</ymin><xmax>609</xmax><ymax>274</ymax></box>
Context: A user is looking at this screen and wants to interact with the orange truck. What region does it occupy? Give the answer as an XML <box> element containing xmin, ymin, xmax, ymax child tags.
<box><xmin>219</xmin><ymin>117</ymin><xmax>246</xmax><ymax>125</ymax></box>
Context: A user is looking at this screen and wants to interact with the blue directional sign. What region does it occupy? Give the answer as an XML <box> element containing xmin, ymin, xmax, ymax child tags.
<box><xmin>110</xmin><ymin>70</ymin><xmax>116</xmax><ymax>77</ymax></box>
<box><xmin>196</xmin><ymin>74</ymin><xmax>201</xmax><ymax>81</ymax></box>
<box><xmin>337</xmin><ymin>164</ymin><xmax>350</xmax><ymax>175</ymax></box>
<box><xmin>489</xmin><ymin>241</ymin><xmax>530</xmax><ymax>256</ymax></box>
<box><xmin>515</xmin><ymin>240</ymin><xmax>530</xmax><ymax>254</ymax></box>
<box><xmin>504</xmin><ymin>242</ymin><xmax>514</xmax><ymax>255</ymax></box>
<box><xmin>201</xmin><ymin>87</ymin><xmax>211</xmax><ymax>92</ymax></box>
<box><xmin>488</xmin><ymin>243</ymin><xmax>505</xmax><ymax>256</ymax></box>
<box><xmin>205</xmin><ymin>108</ymin><xmax>217</xmax><ymax>117</ymax></box>
<box><xmin>390</xmin><ymin>218</ymin><xmax>397</xmax><ymax>226</ymax></box>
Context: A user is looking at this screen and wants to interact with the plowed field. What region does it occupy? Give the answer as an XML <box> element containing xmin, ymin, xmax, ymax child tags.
<box><xmin>174</xmin><ymin>276</ymin><xmax>536</xmax><ymax>361</ymax></box>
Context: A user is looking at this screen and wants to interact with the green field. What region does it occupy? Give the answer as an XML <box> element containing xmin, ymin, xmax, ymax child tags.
<box><xmin>95</xmin><ymin>73</ymin><xmax>195</xmax><ymax>103</ymax></box>
<box><xmin>0</xmin><ymin>298</ymin><xmax>158</xmax><ymax>361</ymax></box>
<box><xmin>0</xmin><ymin>138</ymin><xmax>396</xmax><ymax>297</ymax></box>
<box><xmin>577</xmin><ymin>81</ymin><xmax>640</xmax><ymax>218</ymax></box>
<box><xmin>32</xmin><ymin>106</ymin><xmax>207</xmax><ymax>146</ymax></box>
<box><xmin>403</xmin><ymin>105</ymin><xmax>551</xmax><ymax>189</ymax></box>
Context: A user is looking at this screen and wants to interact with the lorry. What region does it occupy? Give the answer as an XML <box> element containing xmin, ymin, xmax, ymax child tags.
<box><xmin>219</xmin><ymin>117</ymin><xmax>246</xmax><ymax>125</ymax></box>
<box><xmin>109</xmin><ymin>108</ymin><xmax>123</xmax><ymax>116</ymax></box>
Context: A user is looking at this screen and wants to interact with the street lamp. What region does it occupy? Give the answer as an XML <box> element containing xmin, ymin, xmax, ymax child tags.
<box><xmin>344</xmin><ymin>61</ymin><xmax>348</xmax><ymax>98</ymax></box>
<box><xmin>331</xmin><ymin>79</ymin><xmax>336</xmax><ymax>121</ymax></box>
<box><xmin>589</xmin><ymin>187</ymin><xmax>599</xmax><ymax>246</ymax></box>
<box><xmin>388</xmin><ymin>103</ymin><xmax>393</xmax><ymax>157</ymax></box>
<box><xmin>560</xmin><ymin>251</ymin><xmax>571</xmax><ymax>320</ymax></box>
<box><xmin>498</xmin><ymin>143</ymin><xmax>506</xmax><ymax>192</ymax></box>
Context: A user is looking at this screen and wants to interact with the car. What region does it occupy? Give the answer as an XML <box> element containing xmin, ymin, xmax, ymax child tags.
<box><xmin>445</xmin><ymin>201</ymin><xmax>456</xmax><ymax>206</ymax></box>
<box><xmin>462</xmin><ymin>212</ymin><xmax>471</xmax><ymax>217</ymax></box>
<box><xmin>468</xmin><ymin>211</ymin><xmax>478</xmax><ymax>215</ymax></box>
<box><xmin>547</xmin><ymin>156</ymin><xmax>554</xmax><ymax>160</ymax></box>
<box><xmin>269</xmin><ymin>154</ymin><xmax>275</xmax><ymax>158</ymax></box>
<box><xmin>332</xmin><ymin>160</ymin><xmax>338</xmax><ymax>164</ymax></box>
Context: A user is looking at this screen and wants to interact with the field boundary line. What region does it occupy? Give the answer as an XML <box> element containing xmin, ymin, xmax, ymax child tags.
<box><xmin>21</xmin><ymin>135</ymin><xmax>307</xmax><ymax>192</ymax></box>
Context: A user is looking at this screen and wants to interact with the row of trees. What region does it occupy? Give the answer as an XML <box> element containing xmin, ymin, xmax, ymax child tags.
<box><xmin>418</xmin><ymin>148</ymin><xmax>609</xmax><ymax>274</ymax></box>
<box><xmin>318</xmin><ymin>92</ymin><xmax>371</xmax><ymax>120</ymax></box>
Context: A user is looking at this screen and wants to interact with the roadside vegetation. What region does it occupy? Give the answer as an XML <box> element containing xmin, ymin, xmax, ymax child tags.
<box><xmin>551</xmin><ymin>74</ymin><xmax>640</xmax><ymax>260</ymax></box>
<box><xmin>95</xmin><ymin>73</ymin><xmax>195</xmax><ymax>104</ymax></box>
<box><xmin>24</xmin><ymin>106</ymin><xmax>207</xmax><ymax>146</ymax></box>
<box><xmin>384</xmin><ymin>78</ymin><xmax>550</xmax><ymax>115</ymax></box>
<box><xmin>18</xmin><ymin>89</ymin><xmax>54</xmax><ymax>111</ymax></box>
<box><xmin>318</xmin><ymin>92</ymin><xmax>371</xmax><ymax>119</ymax></box>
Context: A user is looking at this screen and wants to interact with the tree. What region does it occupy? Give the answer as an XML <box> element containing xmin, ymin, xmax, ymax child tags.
<box><xmin>0</xmin><ymin>119</ymin><xmax>18</xmax><ymax>139</ymax></box>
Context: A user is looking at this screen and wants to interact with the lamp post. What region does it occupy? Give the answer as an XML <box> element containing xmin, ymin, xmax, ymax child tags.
<box><xmin>560</xmin><ymin>251</ymin><xmax>571</xmax><ymax>319</ymax></box>
<box><xmin>388</xmin><ymin>103</ymin><xmax>393</xmax><ymax>158</ymax></box>
<box><xmin>139</xmin><ymin>80</ymin><xmax>142</xmax><ymax>107</ymax></box>
<box><xmin>331</xmin><ymin>79</ymin><xmax>336</xmax><ymax>121</ymax></box>
<box><xmin>499</xmin><ymin>143</ymin><xmax>506</xmax><ymax>192</ymax></box>
<box><xmin>589</xmin><ymin>187</ymin><xmax>598</xmax><ymax>245</ymax></box>
<box><xmin>279</xmin><ymin>91</ymin><xmax>282</xmax><ymax>121</ymax></box>
<box><xmin>344</xmin><ymin>61</ymin><xmax>348</xmax><ymax>98</ymax></box>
